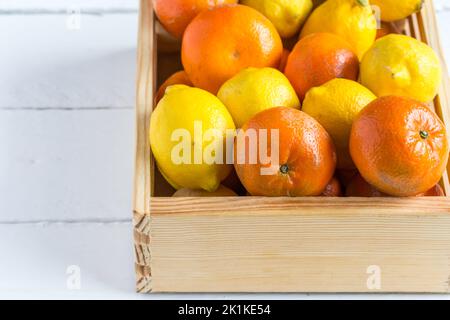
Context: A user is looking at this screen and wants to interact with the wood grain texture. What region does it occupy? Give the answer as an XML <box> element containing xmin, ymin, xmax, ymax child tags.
<box><xmin>133</xmin><ymin>0</ymin><xmax>154</xmax><ymax>216</ymax></box>
<box><xmin>151</xmin><ymin>202</ymin><xmax>450</xmax><ymax>292</ymax></box>
<box><xmin>134</xmin><ymin>0</ymin><xmax>450</xmax><ymax>293</ymax></box>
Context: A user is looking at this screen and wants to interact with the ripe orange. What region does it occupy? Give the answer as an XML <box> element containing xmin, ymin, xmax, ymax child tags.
<box><xmin>155</xmin><ymin>71</ymin><xmax>192</xmax><ymax>105</ymax></box>
<box><xmin>321</xmin><ymin>177</ymin><xmax>342</xmax><ymax>197</ymax></box>
<box><xmin>346</xmin><ymin>174</ymin><xmax>446</xmax><ymax>197</ymax></box>
<box><xmin>154</xmin><ymin>0</ymin><xmax>238</xmax><ymax>39</ymax></box>
<box><xmin>234</xmin><ymin>107</ymin><xmax>336</xmax><ymax>196</ymax></box>
<box><xmin>350</xmin><ymin>96</ymin><xmax>449</xmax><ymax>196</ymax></box>
<box><xmin>345</xmin><ymin>174</ymin><xmax>388</xmax><ymax>197</ymax></box>
<box><xmin>284</xmin><ymin>33</ymin><xmax>359</xmax><ymax>101</ymax></box>
<box><xmin>182</xmin><ymin>5</ymin><xmax>283</xmax><ymax>94</ymax></box>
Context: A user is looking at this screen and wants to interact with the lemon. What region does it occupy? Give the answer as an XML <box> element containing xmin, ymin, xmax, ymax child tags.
<box><xmin>371</xmin><ymin>0</ymin><xmax>424</xmax><ymax>22</ymax></box>
<box><xmin>302</xmin><ymin>79</ymin><xmax>376</xmax><ymax>169</ymax></box>
<box><xmin>172</xmin><ymin>185</ymin><xmax>237</xmax><ymax>197</ymax></box>
<box><xmin>217</xmin><ymin>67</ymin><xmax>300</xmax><ymax>128</ymax></box>
<box><xmin>241</xmin><ymin>0</ymin><xmax>313</xmax><ymax>38</ymax></box>
<box><xmin>150</xmin><ymin>85</ymin><xmax>235</xmax><ymax>192</ymax></box>
<box><xmin>361</xmin><ymin>34</ymin><xmax>442</xmax><ymax>102</ymax></box>
<box><xmin>300</xmin><ymin>0</ymin><xmax>377</xmax><ymax>59</ymax></box>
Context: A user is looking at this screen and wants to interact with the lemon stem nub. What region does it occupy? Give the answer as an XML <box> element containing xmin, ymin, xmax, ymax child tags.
<box><xmin>357</xmin><ymin>0</ymin><xmax>369</xmax><ymax>6</ymax></box>
<box><xmin>420</xmin><ymin>130</ymin><xmax>429</xmax><ymax>140</ymax></box>
<box><xmin>280</xmin><ymin>164</ymin><xmax>289</xmax><ymax>174</ymax></box>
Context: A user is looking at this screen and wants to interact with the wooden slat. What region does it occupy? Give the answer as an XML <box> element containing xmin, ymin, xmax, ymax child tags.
<box><xmin>133</xmin><ymin>0</ymin><xmax>154</xmax><ymax>216</ymax></box>
<box><xmin>420</xmin><ymin>0</ymin><xmax>450</xmax><ymax>194</ymax></box>
<box><xmin>133</xmin><ymin>0</ymin><xmax>154</xmax><ymax>292</ymax></box>
<box><xmin>151</xmin><ymin>197</ymin><xmax>450</xmax><ymax>293</ymax></box>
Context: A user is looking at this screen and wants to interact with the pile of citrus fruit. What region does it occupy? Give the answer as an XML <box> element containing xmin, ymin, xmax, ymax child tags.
<box><xmin>150</xmin><ymin>0</ymin><xmax>449</xmax><ymax>198</ymax></box>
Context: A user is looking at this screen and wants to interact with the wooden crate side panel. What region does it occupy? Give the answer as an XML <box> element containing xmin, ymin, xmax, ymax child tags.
<box><xmin>150</xmin><ymin>197</ymin><xmax>450</xmax><ymax>293</ymax></box>
<box><xmin>134</xmin><ymin>0</ymin><xmax>155</xmax><ymax>216</ymax></box>
<box><xmin>134</xmin><ymin>0</ymin><xmax>155</xmax><ymax>293</ymax></box>
<box><xmin>420</xmin><ymin>0</ymin><xmax>450</xmax><ymax>193</ymax></box>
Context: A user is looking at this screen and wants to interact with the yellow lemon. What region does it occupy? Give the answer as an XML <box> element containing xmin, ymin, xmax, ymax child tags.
<box><xmin>300</xmin><ymin>0</ymin><xmax>377</xmax><ymax>59</ymax></box>
<box><xmin>150</xmin><ymin>85</ymin><xmax>235</xmax><ymax>192</ymax></box>
<box><xmin>371</xmin><ymin>0</ymin><xmax>424</xmax><ymax>22</ymax></box>
<box><xmin>172</xmin><ymin>185</ymin><xmax>237</xmax><ymax>197</ymax></box>
<box><xmin>361</xmin><ymin>34</ymin><xmax>442</xmax><ymax>102</ymax></box>
<box><xmin>302</xmin><ymin>79</ymin><xmax>376</xmax><ymax>169</ymax></box>
<box><xmin>217</xmin><ymin>67</ymin><xmax>300</xmax><ymax>128</ymax></box>
<box><xmin>241</xmin><ymin>0</ymin><xmax>313</xmax><ymax>38</ymax></box>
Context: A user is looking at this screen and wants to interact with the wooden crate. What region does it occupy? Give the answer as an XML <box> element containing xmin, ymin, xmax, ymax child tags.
<box><xmin>134</xmin><ymin>0</ymin><xmax>450</xmax><ymax>293</ymax></box>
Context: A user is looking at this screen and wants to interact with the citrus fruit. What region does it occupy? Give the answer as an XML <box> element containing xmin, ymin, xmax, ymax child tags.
<box><xmin>302</xmin><ymin>79</ymin><xmax>376</xmax><ymax>169</ymax></box>
<box><xmin>370</xmin><ymin>0</ymin><xmax>424</xmax><ymax>22</ymax></box>
<box><xmin>155</xmin><ymin>71</ymin><xmax>192</xmax><ymax>105</ymax></box>
<box><xmin>350</xmin><ymin>96</ymin><xmax>449</xmax><ymax>197</ymax></box>
<box><xmin>234</xmin><ymin>107</ymin><xmax>336</xmax><ymax>196</ymax></box>
<box><xmin>285</xmin><ymin>33</ymin><xmax>359</xmax><ymax>101</ymax></box>
<box><xmin>361</xmin><ymin>34</ymin><xmax>442</xmax><ymax>103</ymax></box>
<box><xmin>346</xmin><ymin>175</ymin><xmax>446</xmax><ymax>197</ymax></box>
<box><xmin>241</xmin><ymin>0</ymin><xmax>313</xmax><ymax>38</ymax></box>
<box><xmin>321</xmin><ymin>177</ymin><xmax>343</xmax><ymax>197</ymax></box>
<box><xmin>154</xmin><ymin>0</ymin><xmax>238</xmax><ymax>39</ymax></box>
<box><xmin>345</xmin><ymin>174</ymin><xmax>388</xmax><ymax>197</ymax></box>
<box><xmin>172</xmin><ymin>185</ymin><xmax>237</xmax><ymax>197</ymax></box>
<box><xmin>300</xmin><ymin>0</ymin><xmax>377</xmax><ymax>59</ymax></box>
<box><xmin>420</xmin><ymin>184</ymin><xmax>445</xmax><ymax>197</ymax></box>
<box><xmin>150</xmin><ymin>85</ymin><xmax>236</xmax><ymax>192</ymax></box>
<box><xmin>182</xmin><ymin>5</ymin><xmax>283</xmax><ymax>94</ymax></box>
<box><xmin>217</xmin><ymin>67</ymin><xmax>300</xmax><ymax>128</ymax></box>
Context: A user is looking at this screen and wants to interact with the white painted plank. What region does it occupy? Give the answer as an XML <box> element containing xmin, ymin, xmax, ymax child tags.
<box><xmin>0</xmin><ymin>110</ymin><xmax>134</xmax><ymax>222</ymax></box>
<box><xmin>0</xmin><ymin>0</ymin><xmax>138</xmax><ymax>12</ymax></box>
<box><xmin>1</xmin><ymin>0</ymin><xmax>448</xmax><ymax>13</ymax></box>
<box><xmin>0</xmin><ymin>14</ymin><xmax>138</xmax><ymax>109</ymax></box>
<box><xmin>0</xmin><ymin>222</ymin><xmax>139</xmax><ymax>299</ymax></box>
<box><xmin>435</xmin><ymin>0</ymin><xmax>450</xmax><ymax>12</ymax></box>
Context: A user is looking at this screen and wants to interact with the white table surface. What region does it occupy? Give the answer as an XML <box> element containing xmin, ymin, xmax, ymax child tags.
<box><xmin>1</xmin><ymin>0</ymin><xmax>450</xmax><ymax>300</ymax></box>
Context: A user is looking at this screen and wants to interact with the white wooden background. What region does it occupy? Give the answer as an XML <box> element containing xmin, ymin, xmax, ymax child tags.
<box><xmin>1</xmin><ymin>0</ymin><xmax>450</xmax><ymax>299</ymax></box>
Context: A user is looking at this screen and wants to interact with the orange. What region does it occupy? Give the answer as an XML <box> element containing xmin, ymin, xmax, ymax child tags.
<box><xmin>345</xmin><ymin>174</ymin><xmax>388</xmax><ymax>197</ymax></box>
<box><xmin>420</xmin><ymin>184</ymin><xmax>445</xmax><ymax>197</ymax></box>
<box><xmin>182</xmin><ymin>5</ymin><xmax>283</xmax><ymax>94</ymax></box>
<box><xmin>346</xmin><ymin>174</ymin><xmax>446</xmax><ymax>197</ymax></box>
<box><xmin>350</xmin><ymin>96</ymin><xmax>449</xmax><ymax>197</ymax></box>
<box><xmin>234</xmin><ymin>107</ymin><xmax>336</xmax><ymax>196</ymax></box>
<box><xmin>321</xmin><ymin>177</ymin><xmax>342</xmax><ymax>197</ymax></box>
<box><xmin>154</xmin><ymin>0</ymin><xmax>238</xmax><ymax>39</ymax></box>
<box><xmin>155</xmin><ymin>71</ymin><xmax>192</xmax><ymax>105</ymax></box>
<box><xmin>285</xmin><ymin>33</ymin><xmax>359</xmax><ymax>101</ymax></box>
